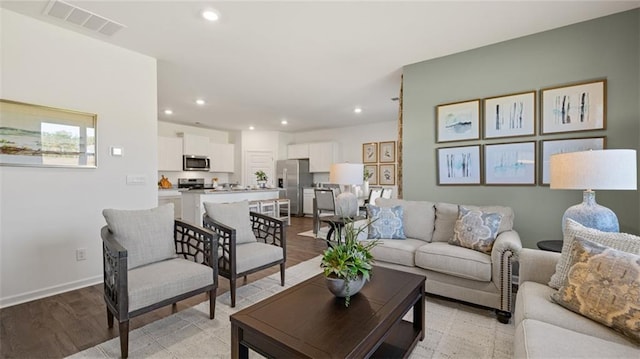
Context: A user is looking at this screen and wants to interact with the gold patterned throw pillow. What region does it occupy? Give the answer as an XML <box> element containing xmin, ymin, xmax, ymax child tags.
<box><xmin>551</xmin><ymin>237</ymin><xmax>640</xmax><ymax>344</ymax></box>
<box><xmin>449</xmin><ymin>206</ymin><xmax>503</xmax><ymax>254</ymax></box>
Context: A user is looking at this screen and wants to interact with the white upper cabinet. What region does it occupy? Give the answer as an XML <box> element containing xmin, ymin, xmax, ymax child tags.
<box><xmin>158</xmin><ymin>136</ymin><xmax>183</xmax><ymax>171</ymax></box>
<box><xmin>309</xmin><ymin>142</ymin><xmax>339</xmax><ymax>172</ymax></box>
<box><xmin>287</xmin><ymin>143</ymin><xmax>310</xmax><ymax>159</ymax></box>
<box><xmin>181</xmin><ymin>133</ymin><xmax>210</xmax><ymax>156</ymax></box>
<box><xmin>210</xmin><ymin>143</ymin><xmax>235</xmax><ymax>172</ymax></box>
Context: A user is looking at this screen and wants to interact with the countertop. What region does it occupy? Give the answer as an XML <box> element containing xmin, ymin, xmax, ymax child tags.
<box><xmin>182</xmin><ymin>188</ymin><xmax>279</xmax><ymax>195</ymax></box>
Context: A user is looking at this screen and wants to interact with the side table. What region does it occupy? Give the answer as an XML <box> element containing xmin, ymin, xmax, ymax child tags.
<box><xmin>320</xmin><ymin>215</ymin><xmax>365</xmax><ymax>246</ymax></box>
<box><xmin>536</xmin><ymin>240</ymin><xmax>563</xmax><ymax>253</ymax></box>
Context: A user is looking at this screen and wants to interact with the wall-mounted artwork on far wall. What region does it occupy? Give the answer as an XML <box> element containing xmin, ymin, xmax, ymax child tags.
<box><xmin>436</xmin><ymin>145</ymin><xmax>481</xmax><ymax>185</ymax></box>
<box><xmin>379</xmin><ymin>141</ymin><xmax>396</xmax><ymax>163</ymax></box>
<box><xmin>483</xmin><ymin>91</ymin><xmax>536</xmax><ymax>139</ymax></box>
<box><xmin>0</xmin><ymin>99</ymin><xmax>97</xmax><ymax>168</ymax></box>
<box><xmin>379</xmin><ymin>164</ymin><xmax>396</xmax><ymax>185</ymax></box>
<box><xmin>484</xmin><ymin>141</ymin><xmax>536</xmax><ymax>185</ymax></box>
<box><xmin>364</xmin><ymin>164</ymin><xmax>378</xmax><ymax>185</ymax></box>
<box><xmin>541</xmin><ymin>79</ymin><xmax>606</xmax><ymax>134</ymax></box>
<box><xmin>362</xmin><ymin>142</ymin><xmax>378</xmax><ymax>163</ymax></box>
<box><xmin>436</xmin><ymin>99</ymin><xmax>480</xmax><ymax>143</ymax></box>
<box><xmin>539</xmin><ymin>137</ymin><xmax>605</xmax><ymax>185</ymax></box>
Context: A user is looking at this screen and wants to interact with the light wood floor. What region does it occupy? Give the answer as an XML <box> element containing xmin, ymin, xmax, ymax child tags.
<box><xmin>0</xmin><ymin>216</ymin><xmax>325</xmax><ymax>359</ymax></box>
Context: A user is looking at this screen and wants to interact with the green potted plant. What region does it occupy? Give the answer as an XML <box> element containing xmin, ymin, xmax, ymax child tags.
<box><xmin>320</xmin><ymin>219</ymin><xmax>377</xmax><ymax>307</ymax></box>
<box><xmin>362</xmin><ymin>168</ymin><xmax>373</xmax><ymax>195</ymax></box>
<box><xmin>255</xmin><ymin>170</ymin><xmax>268</xmax><ymax>188</ymax></box>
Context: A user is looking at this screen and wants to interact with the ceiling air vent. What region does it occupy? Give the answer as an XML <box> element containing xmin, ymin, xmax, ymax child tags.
<box><xmin>43</xmin><ymin>0</ymin><xmax>126</xmax><ymax>36</ymax></box>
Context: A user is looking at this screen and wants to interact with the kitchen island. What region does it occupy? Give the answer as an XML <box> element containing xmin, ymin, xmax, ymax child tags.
<box><xmin>181</xmin><ymin>189</ymin><xmax>280</xmax><ymax>225</ymax></box>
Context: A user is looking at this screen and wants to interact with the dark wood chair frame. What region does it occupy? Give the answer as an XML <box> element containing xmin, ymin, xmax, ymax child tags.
<box><xmin>101</xmin><ymin>220</ymin><xmax>218</xmax><ymax>358</ymax></box>
<box><xmin>203</xmin><ymin>211</ymin><xmax>286</xmax><ymax>307</ymax></box>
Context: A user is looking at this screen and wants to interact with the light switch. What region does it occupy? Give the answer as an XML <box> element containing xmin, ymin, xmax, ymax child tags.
<box><xmin>126</xmin><ymin>175</ymin><xmax>146</xmax><ymax>185</ymax></box>
<box><xmin>110</xmin><ymin>147</ymin><xmax>123</xmax><ymax>156</ymax></box>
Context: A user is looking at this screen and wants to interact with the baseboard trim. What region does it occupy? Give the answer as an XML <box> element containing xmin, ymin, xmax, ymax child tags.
<box><xmin>0</xmin><ymin>275</ymin><xmax>102</xmax><ymax>308</ymax></box>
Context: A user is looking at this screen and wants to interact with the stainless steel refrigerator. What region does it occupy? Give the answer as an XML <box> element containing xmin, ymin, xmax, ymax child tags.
<box><xmin>277</xmin><ymin>159</ymin><xmax>313</xmax><ymax>216</ymax></box>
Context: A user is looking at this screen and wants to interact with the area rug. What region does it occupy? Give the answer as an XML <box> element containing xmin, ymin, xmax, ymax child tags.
<box><xmin>68</xmin><ymin>256</ymin><xmax>514</xmax><ymax>358</ymax></box>
<box><xmin>297</xmin><ymin>227</ymin><xmax>329</xmax><ymax>239</ymax></box>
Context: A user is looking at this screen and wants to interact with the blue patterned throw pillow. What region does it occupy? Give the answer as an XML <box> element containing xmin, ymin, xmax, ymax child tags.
<box><xmin>366</xmin><ymin>204</ymin><xmax>406</xmax><ymax>239</ymax></box>
<box><xmin>449</xmin><ymin>206</ymin><xmax>503</xmax><ymax>254</ymax></box>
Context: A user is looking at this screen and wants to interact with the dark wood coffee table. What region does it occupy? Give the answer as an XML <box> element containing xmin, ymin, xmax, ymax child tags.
<box><xmin>230</xmin><ymin>266</ymin><xmax>426</xmax><ymax>358</ymax></box>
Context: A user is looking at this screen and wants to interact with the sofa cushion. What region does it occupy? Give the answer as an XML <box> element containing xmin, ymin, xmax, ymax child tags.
<box><xmin>204</xmin><ymin>200</ymin><xmax>257</xmax><ymax>244</ymax></box>
<box><xmin>550</xmin><ymin>237</ymin><xmax>640</xmax><ymax>344</ymax></box>
<box><xmin>433</xmin><ymin>202</ymin><xmax>514</xmax><ymax>243</ymax></box>
<box><xmin>102</xmin><ymin>204</ymin><xmax>176</xmax><ymax>269</ymax></box>
<box><xmin>369</xmin><ymin>238</ymin><xmax>426</xmax><ymax>267</ymax></box>
<box><xmin>515</xmin><ymin>319</ymin><xmax>639</xmax><ymax>359</ymax></box>
<box><xmin>128</xmin><ymin>258</ymin><xmax>213</xmax><ymax>311</ymax></box>
<box><xmin>366</xmin><ymin>204</ymin><xmax>406</xmax><ymax>239</ymax></box>
<box><xmin>449</xmin><ymin>206</ymin><xmax>503</xmax><ymax>254</ymax></box>
<box><xmin>415</xmin><ymin>242</ymin><xmax>492</xmax><ymax>281</ymax></box>
<box><xmin>515</xmin><ymin>281</ymin><xmax>635</xmax><ymax>345</ymax></box>
<box><xmin>375</xmin><ymin>199</ymin><xmax>435</xmax><ymax>242</ymax></box>
<box><xmin>549</xmin><ymin>218</ymin><xmax>640</xmax><ymax>289</ymax></box>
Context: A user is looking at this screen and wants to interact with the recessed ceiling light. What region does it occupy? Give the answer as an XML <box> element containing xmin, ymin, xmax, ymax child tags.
<box><xmin>195</xmin><ymin>99</ymin><xmax>205</xmax><ymax>105</ymax></box>
<box><xmin>202</xmin><ymin>9</ymin><xmax>219</xmax><ymax>22</ymax></box>
<box><xmin>354</xmin><ymin>107</ymin><xmax>362</xmax><ymax>114</ymax></box>
<box><xmin>281</xmin><ymin>120</ymin><xmax>288</xmax><ymax>125</ymax></box>
<box><xmin>249</xmin><ymin>126</ymin><xmax>255</xmax><ymax>130</ymax></box>
<box><xmin>164</xmin><ymin>109</ymin><xmax>173</xmax><ymax>115</ymax></box>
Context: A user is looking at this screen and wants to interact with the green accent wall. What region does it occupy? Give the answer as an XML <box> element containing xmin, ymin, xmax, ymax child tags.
<box><xmin>403</xmin><ymin>9</ymin><xmax>639</xmax><ymax>248</ymax></box>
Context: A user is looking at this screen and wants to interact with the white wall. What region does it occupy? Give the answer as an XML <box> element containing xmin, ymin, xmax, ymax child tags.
<box><xmin>0</xmin><ymin>9</ymin><xmax>158</xmax><ymax>307</ymax></box>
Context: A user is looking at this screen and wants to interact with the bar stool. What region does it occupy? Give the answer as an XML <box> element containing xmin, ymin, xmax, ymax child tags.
<box><xmin>259</xmin><ymin>199</ymin><xmax>277</xmax><ymax>217</ymax></box>
<box><xmin>275</xmin><ymin>198</ymin><xmax>291</xmax><ymax>225</ymax></box>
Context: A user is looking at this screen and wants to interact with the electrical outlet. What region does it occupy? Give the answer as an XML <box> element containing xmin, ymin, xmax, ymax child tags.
<box><xmin>76</xmin><ymin>248</ymin><xmax>87</xmax><ymax>261</ymax></box>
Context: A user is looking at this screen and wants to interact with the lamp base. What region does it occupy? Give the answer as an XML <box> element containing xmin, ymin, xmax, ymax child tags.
<box><xmin>562</xmin><ymin>191</ymin><xmax>619</xmax><ymax>232</ymax></box>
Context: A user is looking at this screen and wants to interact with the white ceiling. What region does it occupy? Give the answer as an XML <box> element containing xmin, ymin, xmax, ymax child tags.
<box><xmin>2</xmin><ymin>1</ymin><xmax>638</xmax><ymax>133</ymax></box>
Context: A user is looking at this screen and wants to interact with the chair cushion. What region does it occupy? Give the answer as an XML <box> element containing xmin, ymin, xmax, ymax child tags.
<box><xmin>369</xmin><ymin>238</ymin><xmax>426</xmax><ymax>267</ymax></box>
<box><xmin>433</xmin><ymin>202</ymin><xmax>514</xmax><ymax>243</ymax></box>
<box><xmin>230</xmin><ymin>242</ymin><xmax>284</xmax><ymax>274</ymax></box>
<box><xmin>449</xmin><ymin>206</ymin><xmax>503</xmax><ymax>254</ymax></box>
<box><xmin>128</xmin><ymin>258</ymin><xmax>214</xmax><ymax>312</ymax></box>
<box><xmin>550</xmin><ymin>237</ymin><xmax>640</xmax><ymax>344</ymax></box>
<box><xmin>415</xmin><ymin>242</ymin><xmax>492</xmax><ymax>281</ymax></box>
<box><xmin>204</xmin><ymin>200</ymin><xmax>257</xmax><ymax>244</ymax></box>
<box><xmin>549</xmin><ymin>218</ymin><xmax>640</xmax><ymax>289</ymax></box>
<box><xmin>366</xmin><ymin>204</ymin><xmax>406</xmax><ymax>239</ymax></box>
<box><xmin>102</xmin><ymin>204</ymin><xmax>176</xmax><ymax>269</ymax></box>
<box><xmin>375</xmin><ymin>199</ymin><xmax>435</xmax><ymax>242</ymax></box>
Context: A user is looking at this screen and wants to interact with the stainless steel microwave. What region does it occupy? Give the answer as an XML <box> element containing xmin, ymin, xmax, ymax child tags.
<box><xmin>183</xmin><ymin>155</ymin><xmax>210</xmax><ymax>171</ymax></box>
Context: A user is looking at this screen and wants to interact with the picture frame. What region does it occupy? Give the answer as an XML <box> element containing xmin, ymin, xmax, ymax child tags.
<box><xmin>436</xmin><ymin>99</ymin><xmax>481</xmax><ymax>143</ymax></box>
<box><xmin>379</xmin><ymin>141</ymin><xmax>396</xmax><ymax>163</ymax></box>
<box><xmin>483</xmin><ymin>91</ymin><xmax>536</xmax><ymax>139</ymax></box>
<box><xmin>364</xmin><ymin>164</ymin><xmax>378</xmax><ymax>185</ymax></box>
<box><xmin>362</xmin><ymin>142</ymin><xmax>378</xmax><ymax>163</ymax></box>
<box><xmin>436</xmin><ymin>145</ymin><xmax>481</xmax><ymax>185</ymax></box>
<box><xmin>0</xmin><ymin>99</ymin><xmax>97</xmax><ymax>168</ymax></box>
<box><xmin>484</xmin><ymin>141</ymin><xmax>536</xmax><ymax>186</ymax></box>
<box><xmin>540</xmin><ymin>79</ymin><xmax>606</xmax><ymax>134</ymax></box>
<box><xmin>539</xmin><ymin>137</ymin><xmax>606</xmax><ymax>185</ymax></box>
<box><xmin>378</xmin><ymin>164</ymin><xmax>396</xmax><ymax>186</ymax></box>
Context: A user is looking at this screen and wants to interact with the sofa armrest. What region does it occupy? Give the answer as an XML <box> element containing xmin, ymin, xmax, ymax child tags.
<box><xmin>518</xmin><ymin>248</ymin><xmax>560</xmax><ymax>285</ymax></box>
<box><xmin>491</xmin><ymin>230</ymin><xmax>522</xmax><ymax>313</ymax></box>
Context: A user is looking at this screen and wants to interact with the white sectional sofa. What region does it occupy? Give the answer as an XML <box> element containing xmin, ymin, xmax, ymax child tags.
<box><xmin>359</xmin><ymin>198</ymin><xmax>522</xmax><ymax>323</ymax></box>
<box><xmin>515</xmin><ymin>248</ymin><xmax>639</xmax><ymax>358</ymax></box>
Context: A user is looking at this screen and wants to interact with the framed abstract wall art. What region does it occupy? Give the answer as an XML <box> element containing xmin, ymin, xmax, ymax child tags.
<box><xmin>539</xmin><ymin>137</ymin><xmax>605</xmax><ymax>185</ymax></box>
<box><xmin>0</xmin><ymin>99</ymin><xmax>97</xmax><ymax>168</ymax></box>
<box><xmin>378</xmin><ymin>164</ymin><xmax>396</xmax><ymax>185</ymax></box>
<box><xmin>362</xmin><ymin>142</ymin><xmax>378</xmax><ymax>163</ymax></box>
<box><xmin>484</xmin><ymin>141</ymin><xmax>536</xmax><ymax>185</ymax></box>
<box><xmin>436</xmin><ymin>145</ymin><xmax>481</xmax><ymax>185</ymax></box>
<box><xmin>436</xmin><ymin>99</ymin><xmax>481</xmax><ymax>143</ymax></box>
<box><xmin>540</xmin><ymin>79</ymin><xmax>606</xmax><ymax>134</ymax></box>
<box><xmin>483</xmin><ymin>91</ymin><xmax>536</xmax><ymax>139</ymax></box>
<box><xmin>379</xmin><ymin>141</ymin><xmax>396</xmax><ymax>163</ymax></box>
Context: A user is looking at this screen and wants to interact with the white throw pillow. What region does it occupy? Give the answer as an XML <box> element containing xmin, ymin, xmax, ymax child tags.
<box><xmin>204</xmin><ymin>200</ymin><xmax>257</xmax><ymax>244</ymax></box>
<box><xmin>102</xmin><ymin>204</ymin><xmax>176</xmax><ymax>269</ymax></box>
<box><xmin>549</xmin><ymin>218</ymin><xmax>640</xmax><ymax>289</ymax></box>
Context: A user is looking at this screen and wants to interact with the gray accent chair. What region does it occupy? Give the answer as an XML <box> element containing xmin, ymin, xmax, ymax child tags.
<box><xmin>101</xmin><ymin>204</ymin><xmax>217</xmax><ymax>358</ymax></box>
<box><xmin>203</xmin><ymin>204</ymin><xmax>285</xmax><ymax>308</ymax></box>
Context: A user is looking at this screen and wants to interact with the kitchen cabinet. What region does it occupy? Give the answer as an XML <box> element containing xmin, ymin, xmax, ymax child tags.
<box><xmin>287</xmin><ymin>143</ymin><xmax>309</xmax><ymax>159</ymax></box>
<box><xmin>309</xmin><ymin>142</ymin><xmax>339</xmax><ymax>172</ymax></box>
<box><xmin>181</xmin><ymin>133</ymin><xmax>210</xmax><ymax>156</ymax></box>
<box><xmin>158</xmin><ymin>136</ymin><xmax>183</xmax><ymax>171</ymax></box>
<box><xmin>303</xmin><ymin>188</ymin><xmax>315</xmax><ymax>216</ymax></box>
<box><xmin>210</xmin><ymin>143</ymin><xmax>235</xmax><ymax>172</ymax></box>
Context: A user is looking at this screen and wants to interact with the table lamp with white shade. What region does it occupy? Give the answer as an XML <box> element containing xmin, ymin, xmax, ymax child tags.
<box><xmin>550</xmin><ymin>149</ymin><xmax>637</xmax><ymax>232</ymax></box>
<box><xmin>329</xmin><ymin>163</ymin><xmax>364</xmax><ymax>217</ymax></box>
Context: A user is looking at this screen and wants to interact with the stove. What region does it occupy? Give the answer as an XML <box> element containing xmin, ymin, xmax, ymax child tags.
<box><xmin>178</xmin><ymin>178</ymin><xmax>205</xmax><ymax>189</ymax></box>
